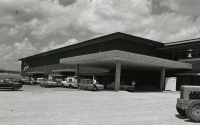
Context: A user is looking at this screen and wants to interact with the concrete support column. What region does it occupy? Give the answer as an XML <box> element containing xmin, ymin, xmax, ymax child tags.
<box><xmin>75</xmin><ymin>64</ymin><xmax>79</xmax><ymax>77</ymax></box>
<box><xmin>160</xmin><ymin>67</ymin><xmax>165</xmax><ymax>91</ymax></box>
<box><xmin>115</xmin><ymin>60</ymin><xmax>121</xmax><ymax>91</ymax></box>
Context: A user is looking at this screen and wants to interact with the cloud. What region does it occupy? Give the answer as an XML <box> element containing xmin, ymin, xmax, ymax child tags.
<box><xmin>0</xmin><ymin>37</ymin><xmax>79</xmax><ymax>70</ymax></box>
<box><xmin>1</xmin><ymin>0</ymin><xmax>200</xmax><ymax>70</ymax></box>
<box><xmin>160</xmin><ymin>0</ymin><xmax>200</xmax><ymax>16</ymax></box>
<box><xmin>74</xmin><ymin>0</ymin><xmax>152</xmax><ymax>34</ymax></box>
<box><xmin>73</xmin><ymin>0</ymin><xmax>200</xmax><ymax>42</ymax></box>
<box><xmin>1</xmin><ymin>0</ymin><xmax>200</xmax><ymax>43</ymax></box>
<box><xmin>0</xmin><ymin>0</ymin><xmax>87</xmax><ymax>39</ymax></box>
<box><xmin>0</xmin><ymin>38</ymin><xmax>37</xmax><ymax>70</ymax></box>
<box><xmin>14</xmin><ymin>38</ymin><xmax>37</xmax><ymax>57</ymax></box>
<box><xmin>40</xmin><ymin>38</ymin><xmax>79</xmax><ymax>52</ymax></box>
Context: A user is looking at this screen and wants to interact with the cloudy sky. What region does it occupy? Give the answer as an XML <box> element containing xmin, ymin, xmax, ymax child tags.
<box><xmin>0</xmin><ymin>0</ymin><xmax>200</xmax><ymax>71</ymax></box>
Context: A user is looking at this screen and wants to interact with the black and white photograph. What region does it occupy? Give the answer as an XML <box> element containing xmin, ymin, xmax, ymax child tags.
<box><xmin>1</xmin><ymin>0</ymin><xmax>200</xmax><ymax>124</ymax></box>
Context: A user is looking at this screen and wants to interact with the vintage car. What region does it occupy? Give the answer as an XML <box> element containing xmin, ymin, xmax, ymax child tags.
<box><xmin>8</xmin><ymin>78</ymin><xmax>19</xmax><ymax>82</ymax></box>
<box><xmin>36</xmin><ymin>78</ymin><xmax>44</xmax><ymax>84</ymax></box>
<box><xmin>107</xmin><ymin>82</ymin><xmax>134</xmax><ymax>91</ymax></box>
<box><xmin>18</xmin><ymin>78</ymin><xmax>29</xmax><ymax>85</ymax></box>
<box><xmin>27</xmin><ymin>79</ymin><xmax>35</xmax><ymax>85</ymax></box>
<box><xmin>61</xmin><ymin>77</ymin><xmax>79</xmax><ymax>88</ymax></box>
<box><xmin>40</xmin><ymin>80</ymin><xmax>58</xmax><ymax>87</ymax></box>
<box><xmin>78</xmin><ymin>79</ymin><xmax>104</xmax><ymax>91</ymax></box>
<box><xmin>0</xmin><ymin>79</ymin><xmax>22</xmax><ymax>91</ymax></box>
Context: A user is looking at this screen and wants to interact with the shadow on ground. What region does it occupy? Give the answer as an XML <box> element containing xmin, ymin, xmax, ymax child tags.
<box><xmin>0</xmin><ymin>89</ymin><xmax>23</xmax><ymax>91</ymax></box>
<box><xmin>175</xmin><ymin>114</ymin><xmax>200</xmax><ymax>123</ymax></box>
<box><xmin>175</xmin><ymin>114</ymin><xmax>187</xmax><ymax>119</ymax></box>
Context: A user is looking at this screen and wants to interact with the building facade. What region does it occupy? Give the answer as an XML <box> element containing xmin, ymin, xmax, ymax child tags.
<box><xmin>19</xmin><ymin>32</ymin><xmax>200</xmax><ymax>91</ymax></box>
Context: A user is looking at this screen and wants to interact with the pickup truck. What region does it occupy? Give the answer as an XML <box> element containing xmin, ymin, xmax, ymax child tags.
<box><xmin>61</xmin><ymin>76</ymin><xmax>80</xmax><ymax>88</ymax></box>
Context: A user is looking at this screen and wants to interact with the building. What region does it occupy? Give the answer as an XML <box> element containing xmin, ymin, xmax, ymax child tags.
<box><xmin>19</xmin><ymin>32</ymin><xmax>200</xmax><ymax>91</ymax></box>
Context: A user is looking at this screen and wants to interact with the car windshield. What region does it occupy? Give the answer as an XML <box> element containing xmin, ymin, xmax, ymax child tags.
<box><xmin>4</xmin><ymin>79</ymin><xmax>12</xmax><ymax>83</ymax></box>
<box><xmin>83</xmin><ymin>80</ymin><xmax>93</xmax><ymax>84</ymax></box>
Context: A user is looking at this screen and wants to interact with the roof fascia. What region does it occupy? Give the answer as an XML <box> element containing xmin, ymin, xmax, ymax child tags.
<box><xmin>19</xmin><ymin>32</ymin><xmax>163</xmax><ymax>61</ymax></box>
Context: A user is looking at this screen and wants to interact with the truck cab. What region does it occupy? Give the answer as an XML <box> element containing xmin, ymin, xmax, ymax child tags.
<box><xmin>176</xmin><ymin>85</ymin><xmax>200</xmax><ymax>122</ymax></box>
<box><xmin>61</xmin><ymin>76</ymin><xmax>83</xmax><ymax>88</ymax></box>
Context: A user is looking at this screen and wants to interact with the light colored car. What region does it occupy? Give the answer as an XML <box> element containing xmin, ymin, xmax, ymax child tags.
<box><xmin>78</xmin><ymin>79</ymin><xmax>104</xmax><ymax>91</ymax></box>
<box><xmin>61</xmin><ymin>76</ymin><xmax>81</xmax><ymax>88</ymax></box>
<box><xmin>40</xmin><ymin>80</ymin><xmax>58</xmax><ymax>87</ymax></box>
<box><xmin>107</xmin><ymin>82</ymin><xmax>134</xmax><ymax>91</ymax></box>
<box><xmin>36</xmin><ymin>78</ymin><xmax>44</xmax><ymax>84</ymax></box>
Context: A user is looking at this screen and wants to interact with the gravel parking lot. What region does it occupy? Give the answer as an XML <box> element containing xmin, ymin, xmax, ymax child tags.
<box><xmin>0</xmin><ymin>85</ymin><xmax>196</xmax><ymax>125</ymax></box>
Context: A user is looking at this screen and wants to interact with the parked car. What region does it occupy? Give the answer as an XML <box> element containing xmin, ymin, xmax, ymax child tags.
<box><xmin>8</xmin><ymin>78</ymin><xmax>19</xmax><ymax>82</ymax></box>
<box><xmin>78</xmin><ymin>79</ymin><xmax>104</xmax><ymax>91</ymax></box>
<box><xmin>36</xmin><ymin>78</ymin><xmax>44</xmax><ymax>84</ymax></box>
<box><xmin>19</xmin><ymin>78</ymin><xmax>28</xmax><ymax>85</ymax></box>
<box><xmin>61</xmin><ymin>77</ymin><xmax>78</xmax><ymax>88</ymax></box>
<box><xmin>40</xmin><ymin>80</ymin><xmax>58</xmax><ymax>87</ymax></box>
<box><xmin>26</xmin><ymin>79</ymin><xmax>37</xmax><ymax>85</ymax></box>
<box><xmin>0</xmin><ymin>79</ymin><xmax>22</xmax><ymax>91</ymax></box>
<box><xmin>54</xmin><ymin>78</ymin><xmax>63</xmax><ymax>83</ymax></box>
<box><xmin>54</xmin><ymin>78</ymin><xmax>63</xmax><ymax>87</ymax></box>
<box><xmin>107</xmin><ymin>82</ymin><xmax>134</xmax><ymax>91</ymax></box>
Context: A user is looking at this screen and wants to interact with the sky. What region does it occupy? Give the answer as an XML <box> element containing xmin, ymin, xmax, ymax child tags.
<box><xmin>0</xmin><ymin>0</ymin><xmax>200</xmax><ymax>71</ymax></box>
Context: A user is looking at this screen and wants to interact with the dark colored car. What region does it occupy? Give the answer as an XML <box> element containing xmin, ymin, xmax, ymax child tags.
<box><xmin>8</xmin><ymin>78</ymin><xmax>19</xmax><ymax>82</ymax></box>
<box><xmin>107</xmin><ymin>82</ymin><xmax>134</xmax><ymax>92</ymax></box>
<box><xmin>19</xmin><ymin>78</ymin><xmax>28</xmax><ymax>85</ymax></box>
<box><xmin>0</xmin><ymin>79</ymin><xmax>23</xmax><ymax>91</ymax></box>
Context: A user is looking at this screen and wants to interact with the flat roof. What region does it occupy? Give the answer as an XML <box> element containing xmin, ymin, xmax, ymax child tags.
<box><xmin>165</xmin><ymin>38</ymin><xmax>200</xmax><ymax>46</ymax></box>
<box><xmin>60</xmin><ymin>50</ymin><xmax>192</xmax><ymax>72</ymax></box>
<box><xmin>157</xmin><ymin>38</ymin><xmax>200</xmax><ymax>50</ymax></box>
<box><xmin>19</xmin><ymin>32</ymin><xmax>164</xmax><ymax>61</ymax></box>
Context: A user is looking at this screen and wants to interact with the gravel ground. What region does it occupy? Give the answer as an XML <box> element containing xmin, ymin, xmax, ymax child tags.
<box><xmin>0</xmin><ymin>85</ymin><xmax>196</xmax><ymax>125</ymax></box>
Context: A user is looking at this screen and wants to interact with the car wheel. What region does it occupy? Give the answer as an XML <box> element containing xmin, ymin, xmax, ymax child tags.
<box><xmin>69</xmin><ymin>84</ymin><xmax>72</xmax><ymax>88</ymax></box>
<box><xmin>186</xmin><ymin>100</ymin><xmax>200</xmax><ymax>122</ymax></box>
<box><xmin>62</xmin><ymin>84</ymin><xmax>64</xmax><ymax>88</ymax></box>
<box><xmin>13</xmin><ymin>86</ymin><xmax>19</xmax><ymax>91</ymax></box>
<box><xmin>176</xmin><ymin>104</ymin><xmax>186</xmax><ymax>116</ymax></box>
<box><xmin>78</xmin><ymin>86</ymin><xmax>81</xmax><ymax>89</ymax></box>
